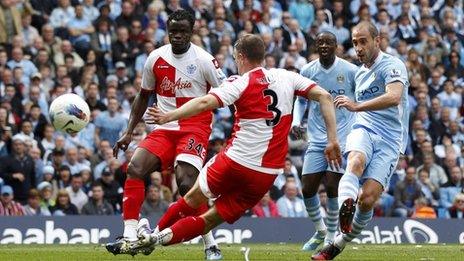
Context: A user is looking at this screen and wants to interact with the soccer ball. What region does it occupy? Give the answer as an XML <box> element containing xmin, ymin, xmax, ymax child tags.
<box><xmin>49</xmin><ymin>93</ymin><xmax>90</xmax><ymax>134</ymax></box>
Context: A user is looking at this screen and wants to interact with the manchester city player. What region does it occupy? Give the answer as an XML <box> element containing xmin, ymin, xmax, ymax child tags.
<box><xmin>312</xmin><ymin>22</ymin><xmax>409</xmax><ymax>260</ymax></box>
<box><xmin>292</xmin><ymin>31</ymin><xmax>357</xmax><ymax>251</ymax></box>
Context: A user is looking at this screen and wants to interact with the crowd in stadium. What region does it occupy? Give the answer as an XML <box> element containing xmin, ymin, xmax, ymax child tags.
<box><xmin>0</xmin><ymin>0</ymin><xmax>463</xmax><ymax>219</ymax></box>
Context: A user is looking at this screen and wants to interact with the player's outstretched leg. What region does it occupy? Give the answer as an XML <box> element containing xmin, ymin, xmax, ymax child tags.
<box><xmin>312</xmin><ymin>179</ymin><xmax>380</xmax><ymax>260</ymax></box>
<box><xmin>131</xmin><ymin>188</ymin><xmax>223</xmax><ymax>255</ymax></box>
<box><xmin>301</xmin><ymin>173</ymin><xmax>327</xmax><ymax>251</ymax></box>
<box><xmin>106</xmin><ymin>148</ymin><xmax>160</xmax><ymax>256</ymax></box>
<box><xmin>175</xmin><ymin>162</ymin><xmax>222</xmax><ymax>260</ymax></box>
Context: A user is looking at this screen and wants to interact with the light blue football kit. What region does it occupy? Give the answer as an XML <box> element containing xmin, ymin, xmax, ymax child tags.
<box><xmin>292</xmin><ymin>57</ymin><xmax>358</xmax><ymax>174</ymax></box>
<box><xmin>345</xmin><ymin>51</ymin><xmax>409</xmax><ymax>187</ymax></box>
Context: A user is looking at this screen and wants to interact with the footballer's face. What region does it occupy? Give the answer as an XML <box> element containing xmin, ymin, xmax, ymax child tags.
<box><xmin>316</xmin><ymin>33</ymin><xmax>337</xmax><ymax>60</ymax></box>
<box><xmin>352</xmin><ymin>27</ymin><xmax>380</xmax><ymax>67</ymax></box>
<box><xmin>168</xmin><ymin>19</ymin><xmax>192</xmax><ymax>55</ymax></box>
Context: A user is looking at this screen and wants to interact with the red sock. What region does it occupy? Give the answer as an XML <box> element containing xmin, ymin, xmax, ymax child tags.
<box><xmin>167</xmin><ymin>216</ymin><xmax>206</xmax><ymax>245</ymax></box>
<box><xmin>123</xmin><ymin>178</ymin><xmax>145</xmax><ymax>220</ymax></box>
<box><xmin>158</xmin><ymin>197</ymin><xmax>197</xmax><ymax>230</ymax></box>
<box><xmin>196</xmin><ymin>203</ymin><xmax>208</xmax><ymax>216</ymax></box>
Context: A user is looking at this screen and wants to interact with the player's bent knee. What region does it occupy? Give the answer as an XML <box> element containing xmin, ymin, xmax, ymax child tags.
<box><xmin>126</xmin><ymin>162</ymin><xmax>145</xmax><ymax>180</ymax></box>
<box><xmin>358</xmin><ymin>193</ymin><xmax>377</xmax><ymax>211</ymax></box>
<box><xmin>347</xmin><ymin>152</ymin><xmax>366</xmax><ymax>174</ymax></box>
<box><xmin>302</xmin><ymin>185</ymin><xmax>318</xmax><ymax>198</ymax></box>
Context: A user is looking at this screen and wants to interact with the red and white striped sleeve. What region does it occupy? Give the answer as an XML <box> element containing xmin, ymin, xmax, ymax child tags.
<box><xmin>209</xmin><ymin>75</ymin><xmax>247</xmax><ymax>107</ymax></box>
<box><xmin>290</xmin><ymin>71</ymin><xmax>318</xmax><ymax>98</ymax></box>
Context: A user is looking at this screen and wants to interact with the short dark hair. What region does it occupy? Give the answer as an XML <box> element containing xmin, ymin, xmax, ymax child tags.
<box><xmin>234</xmin><ymin>34</ymin><xmax>265</xmax><ymax>64</ymax></box>
<box><xmin>167</xmin><ymin>9</ymin><xmax>195</xmax><ymax>31</ymax></box>
<box><xmin>353</xmin><ymin>21</ymin><xmax>379</xmax><ymax>39</ymax></box>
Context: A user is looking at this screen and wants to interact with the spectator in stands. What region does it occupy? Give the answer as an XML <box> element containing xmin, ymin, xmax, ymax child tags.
<box><xmin>97</xmin><ymin>167</ymin><xmax>122</xmax><ymax>213</ymax></box>
<box><xmin>440</xmin><ymin>166</ymin><xmax>463</xmax><ymax>209</ymax></box>
<box><xmin>141</xmin><ymin>185</ymin><xmax>169</xmax><ymax>222</ymax></box>
<box><xmin>79</xmin><ymin>165</ymin><xmax>93</xmax><ymax>194</ymax></box>
<box><xmin>49</xmin><ymin>0</ymin><xmax>75</xmax><ymax>37</ymax></box>
<box><xmin>417</xmin><ymin>168</ymin><xmax>440</xmax><ymax>207</ymax></box>
<box><xmin>94</xmin><ymin>97</ymin><xmax>127</xmax><ymax>147</ymax></box>
<box><xmin>65</xmin><ymin>173</ymin><xmax>88</xmax><ymax>213</ymax></box>
<box><xmin>7</xmin><ymin>47</ymin><xmax>38</xmax><ymax>80</ymax></box>
<box><xmin>57</xmin><ymin>165</ymin><xmax>72</xmax><ymax>189</ymax></box>
<box><xmin>23</xmin><ymin>188</ymin><xmax>51</xmax><ymax>216</ymax></box>
<box><xmin>448</xmin><ymin>193</ymin><xmax>464</xmax><ymax>218</ymax></box>
<box><xmin>81</xmin><ymin>183</ymin><xmax>114</xmax><ymax>215</ymax></box>
<box><xmin>411</xmin><ymin>196</ymin><xmax>437</xmax><ymax>219</ymax></box>
<box><xmin>63</xmin><ymin>147</ymin><xmax>85</xmax><ymax>175</ymax></box>
<box><xmin>0</xmin><ymin>0</ymin><xmax>22</xmax><ymax>45</ymax></box>
<box><xmin>0</xmin><ymin>185</ymin><xmax>24</xmax><ymax>216</ymax></box>
<box><xmin>82</xmin><ymin>0</ymin><xmax>99</xmax><ymax>22</ymax></box>
<box><xmin>89</xmin><ymin>139</ymin><xmax>110</xmax><ymax>168</ymax></box>
<box><xmin>112</xmin><ymin>26</ymin><xmax>138</xmax><ymax>69</ymax></box>
<box><xmin>49</xmin><ymin>189</ymin><xmax>78</xmax><ymax>215</ymax></box>
<box><xmin>0</xmin><ymin>134</ymin><xmax>36</xmax><ymax>204</ymax></box>
<box><xmin>437</xmin><ymin>80</ymin><xmax>461</xmax><ymax>120</ymax></box>
<box><xmin>149</xmin><ymin>171</ymin><xmax>172</xmax><ymax>203</ymax></box>
<box><xmin>29</xmin><ymin>146</ymin><xmax>43</xmax><ymax>183</ymax></box>
<box><xmin>273</xmin><ymin>158</ymin><xmax>302</xmax><ymax>196</ymax></box>
<box><xmin>54</xmin><ymin>40</ymin><xmax>85</xmax><ymax>67</ymax></box>
<box><xmin>276</xmin><ymin>181</ymin><xmax>307</xmax><ymax>218</ymax></box>
<box><xmin>67</xmin><ymin>3</ymin><xmax>94</xmax><ymax>58</ymax></box>
<box><xmin>252</xmin><ymin>191</ymin><xmax>280</xmax><ymax>218</ymax></box>
<box><xmin>288</xmin><ymin>0</ymin><xmax>314</xmax><ymax>31</ymax></box>
<box><xmin>417</xmin><ymin>152</ymin><xmax>448</xmax><ymax>188</ymax></box>
<box><xmin>393</xmin><ymin>166</ymin><xmax>423</xmax><ymax>217</ymax></box>
<box><xmin>93</xmin><ymin>147</ymin><xmax>113</xmax><ymax>179</ymax></box>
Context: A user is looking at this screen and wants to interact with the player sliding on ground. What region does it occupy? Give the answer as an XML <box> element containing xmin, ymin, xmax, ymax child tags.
<box><xmin>292</xmin><ymin>31</ymin><xmax>358</xmax><ymax>251</ymax></box>
<box><xmin>106</xmin><ymin>10</ymin><xmax>224</xmax><ymax>259</ymax></box>
<box><xmin>121</xmin><ymin>34</ymin><xmax>342</xmax><ymax>255</ymax></box>
<box><xmin>312</xmin><ymin>21</ymin><xmax>409</xmax><ymax>260</ymax></box>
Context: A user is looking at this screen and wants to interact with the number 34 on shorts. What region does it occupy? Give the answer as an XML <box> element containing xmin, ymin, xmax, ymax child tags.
<box><xmin>185</xmin><ymin>138</ymin><xmax>207</xmax><ymax>159</ymax></box>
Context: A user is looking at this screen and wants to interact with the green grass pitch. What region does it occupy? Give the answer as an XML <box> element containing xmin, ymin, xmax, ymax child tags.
<box><xmin>0</xmin><ymin>243</ymin><xmax>463</xmax><ymax>260</ymax></box>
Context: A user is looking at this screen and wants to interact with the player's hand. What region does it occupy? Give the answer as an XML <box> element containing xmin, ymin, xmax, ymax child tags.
<box><xmin>334</xmin><ymin>95</ymin><xmax>359</xmax><ymax>112</ymax></box>
<box><xmin>145</xmin><ymin>106</ymin><xmax>171</xmax><ymax>125</ymax></box>
<box><xmin>113</xmin><ymin>132</ymin><xmax>132</xmax><ymax>158</ymax></box>
<box><xmin>12</xmin><ymin>173</ymin><xmax>25</xmax><ymax>182</ymax></box>
<box><xmin>324</xmin><ymin>140</ymin><xmax>342</xmax><ymax>171</ymax></box>
<box><xmin>291</xmin><ymin>125</ymin><xmax>306</xmax><ymax>140</ymax></box>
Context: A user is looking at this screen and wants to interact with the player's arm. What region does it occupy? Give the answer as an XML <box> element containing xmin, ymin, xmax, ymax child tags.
<box><xmin>335</xmin><ymin>82</ymin><xmax>403</xmax><ymax>112</ymax></box>
<box><xmin>126</xmin><ymin>89</ymin><xmax>151</xmax><ymax>134</ymax></box>
<box><xmin>113</xmin><ymin>56</ymin><xmax>154</xmax><ymax>157</ymax></box>
<box><xmin>146</xmin><ymin>94</ymin><xmax>220</xmax><ymax>125</ymax></box>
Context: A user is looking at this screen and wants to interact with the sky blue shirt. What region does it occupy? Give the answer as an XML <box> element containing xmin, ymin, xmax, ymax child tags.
<box><xmin>293</xmin><ymin>57</ymin><xmax>358</xmax><ymax>148</ymax></box>
<box><xmin>94</xmin><ymin>111</ymin><xmax>127</xmax><ymax>146</ymax></box>
<box><xmin>67</xmin><ymin>17</ymin><xmax>92</xmax><ymax>43</ymax></box>
<box><xmin>353</xmin><ymin>51</ymin><xmax>410</xmax><ymax>153</ymax></box>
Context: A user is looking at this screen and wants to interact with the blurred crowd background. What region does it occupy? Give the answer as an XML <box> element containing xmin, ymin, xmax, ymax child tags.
<box><xmin>0</xmin><ymin>0</ymin><xmax>464</xmax><ymax>220</ymax></box>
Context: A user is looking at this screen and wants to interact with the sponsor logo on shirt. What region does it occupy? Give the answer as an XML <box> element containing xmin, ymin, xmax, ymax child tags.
<box><xmin>159</xmin><ymin>76</ymin><xmax>192</xmax><ymax>93</ymax></box>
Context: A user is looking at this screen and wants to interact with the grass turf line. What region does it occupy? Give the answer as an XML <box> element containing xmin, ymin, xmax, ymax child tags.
<box><xmin>0</xmin><ymin>243</ymin><xmax>462</xmax><ymax>260</ymax></box>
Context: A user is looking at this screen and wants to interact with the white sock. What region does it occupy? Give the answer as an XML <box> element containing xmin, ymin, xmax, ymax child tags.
<box><xmin>153</xmin><ymin>228</ymin><xmax>173</xmax><ymax>245</ymax></box>
<box><xmin>334</xmin><ymin>234</ymin><xmax>347</xmax><ymax>249</ymax></box>
<box><xmin>153</xmin><ymin>226</ymin><xmax>160</xmax><ymax>233</ymax></box>
<box><xmin>202</xmin><ymin>231</ymin><xmax>217</xmax><ymax>249</ymax></box>
<box><xmin>337</xmin><ymin>172</ymin><xmax>360</xmax><ymax>208</ymax></box>
<box><xmin>123</xmin><ymin>219</ymin><xmax>138</xmax><ymax>240</ymax></box>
